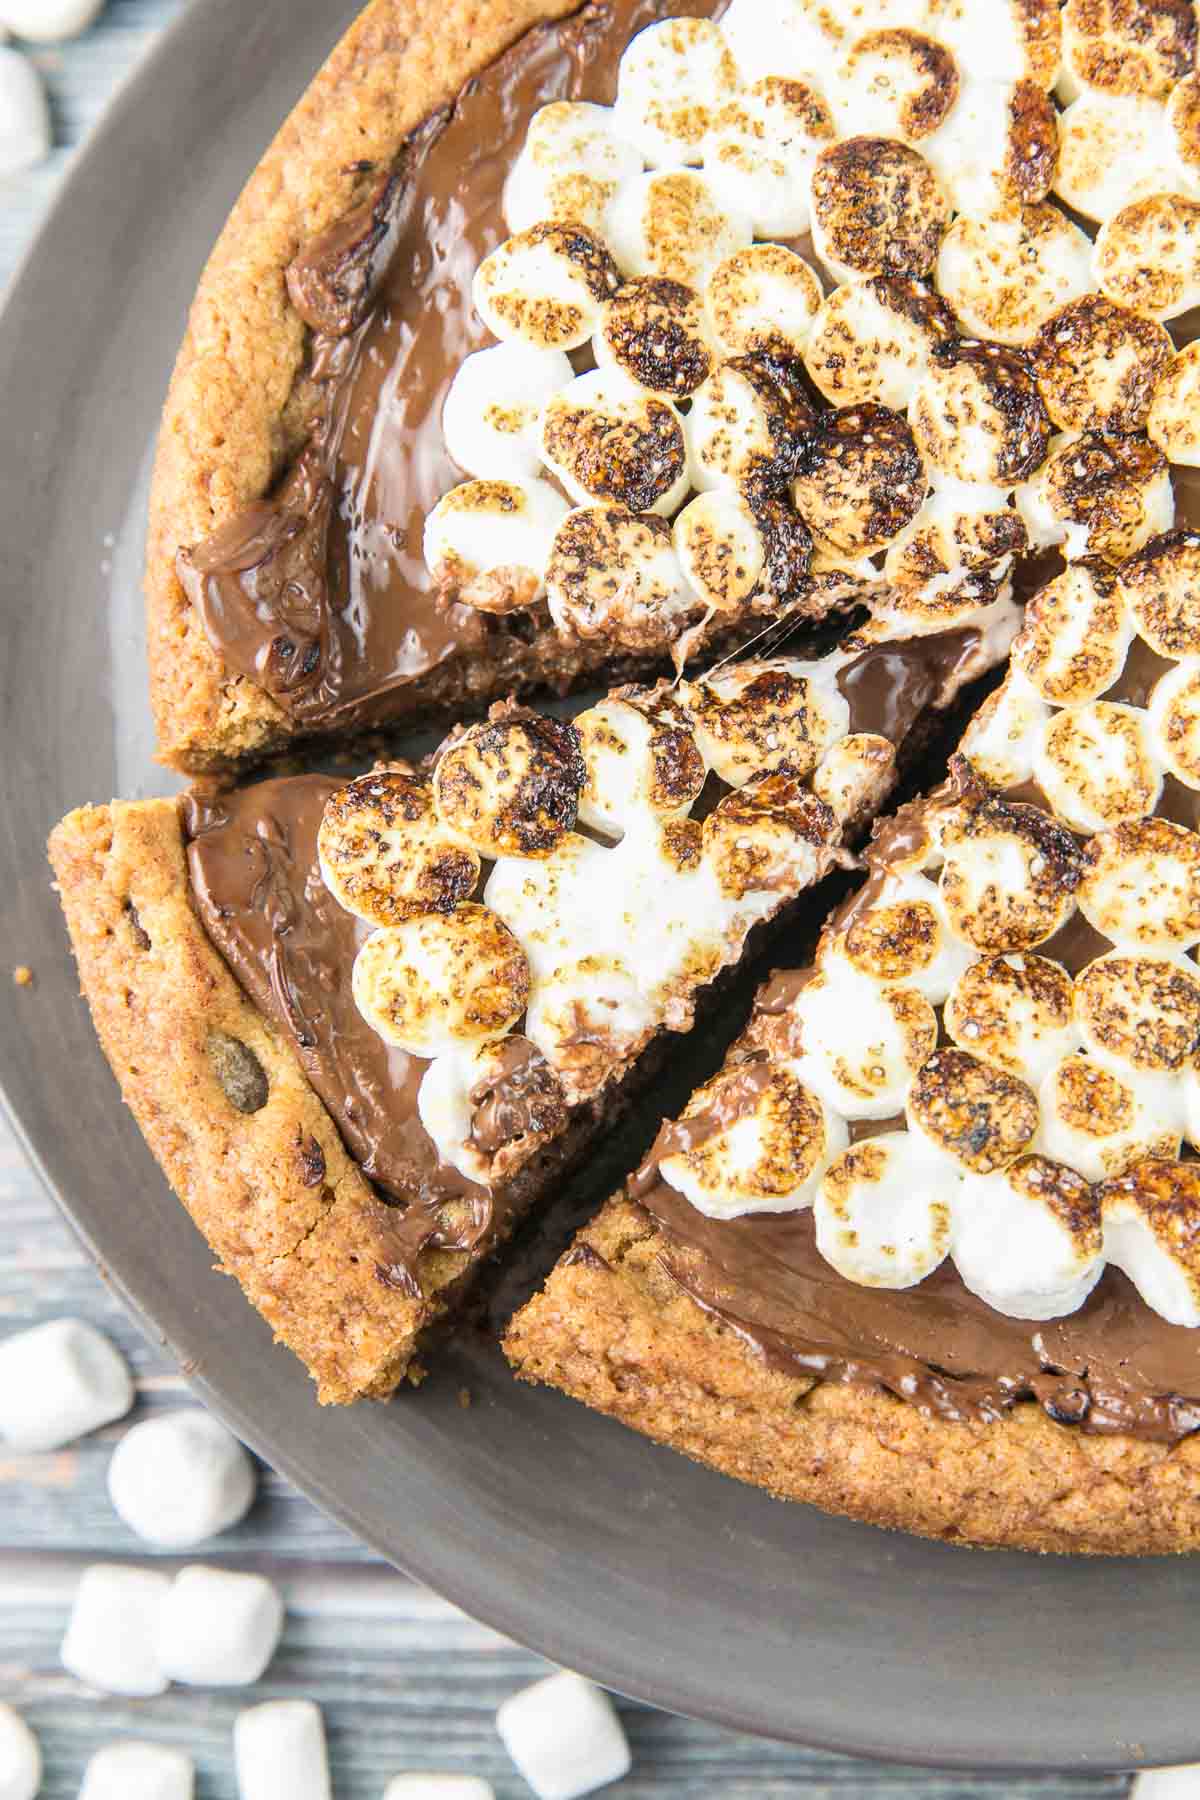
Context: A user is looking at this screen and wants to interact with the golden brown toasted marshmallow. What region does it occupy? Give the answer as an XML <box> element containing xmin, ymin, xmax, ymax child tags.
<box><xmin>1078</xmin><ymin>817</ymin><xmax>1200</xmax><ymax>950</ymax></box>
<box><xmin>911</xmin><ymin>340</ymin><xmax>1053</xmax><ymax>485</ymax></box>
<box><xmin>706</xmin><ymin>243</ymin><xmax>825</xmax><ymax>360</ymax></box>
<box><xmin>906</xmin><ymin>1046</ymin><xmax>1040</xmax><ymax>1176</ymax></box>
<box><xmin>833</xmin><ymin>28</ymin><xmax>960</xmax><ymax>142</ymax></box>
<box><xmin>803</xmin><ymin>275</ymin><xmax>957</xmax><ymax>411</ymax></box>
<box><xmin>352</xmin><ymin>904</ymin><xmax>530</xmax><ymax>1057</ymax></box>
<box><xmin>1033</xmin><ymin>700</ymin><xmax>1164</xmax><ymax>832</ymax></box>
<box><xmin>1094</xmin><ymin>193</ymin><xmax>1200</xmax><ymax>321</ymax></box>
<box><xmin>1018</xmin><ymin>431</ymin><xmax>1174</xmax><ymax>564</ymax></box>
<box><xmin>318</xmin><ymin>770</ymin><xmax>481</xmax><ymax>928</ymax></box>
<box><xmin>810</xmin><ymin>136</ymin><xmax>950</xmax><ymax>283</ymax></box>
<box><xmin>792</xmin><ymin>401</ymin><xmax>926</xmax><ymax>555</ymax></box>
<box><xmin>936</xmin><ymin>204</ymin><xmax>1094</xmax><ymax>346</ymax></box>
<box><xmin>1076</xmin><ymin>949</ymin><xmax>1200</xmax><ymax>1073</ymax></box>
<box><xmin>433</xmin><ymin>714</ymin><xmax>586</xmax><ymax>860</ymax></box>
<box><xmin>939</xmin><ymin>796</ymin><xmax>1084</xmax><ymax>953</ymax></box>
<box><xmin>945</xmin><ymin>953</ymin><xmax>1078</xmax><ymax>1083</ymax></box>
<box><xmin>1118</xmin><ymin>528</ymin><xmax>1200</xmax><ymax>658</ymax></box>
<box><xmin>1148</xmin><ymin>339</ymin><xmax>1200</xmax><ymax>465</ymax></box>
<box><xmin>1032</xmin><ymin>294</ymin><xmax>1175</xmax><ymax>434</ymax></box>
<box><xmin>1060</xmin><ymin>0</ymin><xmax>1197</xmax><ymax>102</ymax></box>
<box><xmin>702</xmin><ymin>774</ymin><xmax>839</xmax><ymax>900</ymax></box>
<box><xmin>684</xmin><ymin>664</ymin><xmax>850</xmax><ymax>788</ymax></box>
<box><xmin>1098</xmin><ymin>1158</ymin><xmax>1200</xmax><ymax>1326</ymax></box>
<box><xmin>1010</xmin><ymin>561</ymin><xmax>1134</xmax><ymax>704</ymax></box>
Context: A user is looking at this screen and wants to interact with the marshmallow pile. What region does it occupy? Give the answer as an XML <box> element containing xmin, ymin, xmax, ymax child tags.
<box><xmin>420</xmin><ymin>0</ymin><xmax>1200</xmax><ymax>675</ymax></box>
<box><xmin>661</xmin><ymin>656</ymin><xmax>1200</xmax><ymax>1326</ymax></box>
<box><xmin>62</xmin><ymin>1561</ymin><xmax>284</xmax><ymax>1695</ymax></box>
<box><xmin>318</xmin><ymin>646</ymin><xmax>966</xmax><ymax>1179</ymax></box>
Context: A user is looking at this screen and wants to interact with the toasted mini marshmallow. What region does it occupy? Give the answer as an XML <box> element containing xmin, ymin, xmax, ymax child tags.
<box><xmin>1094</xmin><ymin>192</ymin><xmax>1200</xmax><ymax>320</ymax></box>
<box><xmin>473</xmin><ymin>223</ymin><xmax>620</xmax><ymax>351</ymax></box>
<box><xmin>685</xmin><ymin>661</ymin><xmax>849</xmax><ymax>788</ymax></box>
<box><xmin>1038</xmin><ymin>1053</ymin><xmax>1182</xmax><ymax>1178</ymax></box>
<box><xmin>614</xmin><ymin>18</ymin><xmax>741</xmax><ymax>168</ymax></box>
<box><xmin>658</xmin><ymin>1062</ymin><xmax>848</xmax><ymax>1219</ymax></box>
<box><xmin>1032</xmin><ymin>700</ymin><xmax>1164</xmax><ymax>832</ymax></box>
<box><xmin>939</xmin><ymin>796</ymin><xmax>1083</xmax><ymax>953</ymax></box>
<box><xmin>441</xmin><ymin>342</ymin><xmax>573</xmax><ymax>480</ymax></box>
<box><xmin>503</xmin><ymin>101</ymin><xmax>643</xmax><ymax>237</ymax></box>
<box><xmin>911</xmin><ymin>342</ymin><xmax>1052</xmax><ymax>486</ymax></box>
<box><xmin>946</xmin><ymin>952</ymin><xmax>1079</xmax><ymax>1085</ymax></box>
<box><xmin>673</xmin><ymin>490</ymin><xmax>765</xmax><ymax>611</ymax></box>
<box><xmin>839</xmin><ymin>874</ymin><xmax>976</xmax><ymax>1005</ymax></box>
<box><xmin>956</xmin><ymin>672</ymin><xmax>1053</xmax><ymax>789</ymax></box>
<box><xmin>1055</xmin><ymin>92</ymin><xmax>1196</xmax><ymax>224</ymax></box>
<box><xmin>1148</xmin><ymin>340</ymin><xmax>1200</xmax><ymax>465</ymax></box>
<box><xmin>1016</xmin><ymin>431</ymin><xmax>1174</xmax><ymax>564</ymax></box>
<box><xmin>792</xmin><ymin>402</ymin><xmax>926</xmax><ymax>556</ymax></box>
<box><xmin>832</xmin><ymin>28</ymin><xmax>959</xmax><ymax>144</ymax></box>
<box><xmin>423</xmin><ymin>478</ymin><xmax>569</xmax><ymax>612</ymax></box>
<box><xmin>1060</xmin><ymin>0</ymin><xmax>1196</xmax><ymax>103</ymax></box>
<box><xmin>1079</xmin><ymin>818</ymin><xmax>1200</xmax><ymax>951</ymax></box>
<box><xmin>685</xmin><ymin>359</ymin><xmax>797</xmax><ymax>493</ymax></box>
<box><xmin>815</xmin><ymin>1130</ymin><xmax>957</xmax><ymax>1289</ymax></box>
<box><xmin>803</xmin><ymin>275</ymin><xmax>955</xmax><ymax>411</ymax></box>
<box><xmin>936</xmin><ymin>205</ymin><xmax>1095</xmax><ymax>347</ymax></box>
<box><xmin>1099</xmin><ymin>1158</ymin><xmax>1200</xmax><ymax>1325</ymax></box>
<box><xmin>880</xmin><ymin>492</ymin><xmax>1025</xmax><ymax>629</ymax></box>
<box><xmin>1119</xmin><ymin>528</ymin><xmax>1200</xmax><ymax>658</ymax></box>
<box><xmin>706</xmin><ymin>244</ymin><xmax>824</xmax><ymax>361</ymax></box>
<box><xmin>540</xmin><ymin>369</ymin><xmax>688</xmax><ymax>516</ymax></box>
<box><xmin>1076</xmin><ymin>949</ymin><xmax>1200</xmax><ymax>1074</ymax></box>
<box><xmin>1148</xmin><ymin>658</ymin><xmax>1200</xmax><ymax>787</ymax></box>
<box><xmin>594</xmin><ymin>277</ymin><xmax>713</xmax><ymax>397</ymax></box>
<box><xmin>953</xmin><ymin>1154</ymin><xmax>1104</xmax><ymax>1319</ymax></box>
<box><xmin>606</xmin><ymin>169</ymin><xmax>752</xmax><ymax>288</ymax></box>
<box><xmin>319</xmin><ymin>770</ymin><xmax>481</xmax><ymax>928</ymax></box>
<box><xmin>433</xmin><ymin>714</ymin><xmax>585</xmax><ymax>860</ymax></box>
<box><xmin>934</xmin><ymin>0</ymin><xmax>1063</xmax><ymax>89</ymax></box>
<box><xmin>706</xmin><ymin>76</ymin><xmax>836</xmax><ymax>236</ymax></box>
<box><xmin>575</xmin><ymin>697</ymin><xmax>705</xmax><ymax>836</ymax></box>
<box><xmin>906</xmin><ymin>1046</ymin><xmax>1039</xmax><ymax>1176</ymax></box>
<box><xmin>813</xmin><ymin>733</ymin><xmax>898</xmax><ymax>825</ymax></box>
<box><xmin>1032</xmin><ymin>295</ymin><xmax>1174</xmax><ymax>435</ymax></box>
<box><xmin>810</xmin><ymin>137</ymin><xmax>950</xmax><ymax>283</ymax></box>
<box><xmin>922</xmin><ymin>76</ymin><xmax>1060</xmax><ymax>217</ymax></box>
<box><xmin>545</xmin><ymin>505</ymin><xmax>696</xmax><ymax>651</ymax></box>
<box><xmin>1011</xmin><ymin>563</ymin><xmax>1134</xmax><ymax>705</ymax></box>
<box><xmin>781</xmin><ymin>958</ymin><xmax>938</xmax><ymax>1118</ymax></box>
<box><xmin>702</xmin><ymin>773</ymin><xmax>838</xmax><ymax>900</ymax></box>
<box><xmin>353</xmin><ymin>905</ymin><xmax>530</xmax><ymax>1056</ymax></box>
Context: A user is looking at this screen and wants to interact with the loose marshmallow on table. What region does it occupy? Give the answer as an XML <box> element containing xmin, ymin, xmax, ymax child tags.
<box><xmin>495</xmin><ymin>1672</ymin><xmax>631</xmax><ymax>1800</ymax></box>
<box><xmin>1131</xmin><ymin>1767</ymin><xmax>1200</xmax><ymax>1800</ymax></box>
<box><xmin>107</xmin><ymin>1408</ymin><xmax>256</xmax><ymax>1548</ymax></box>
<box><xmin>61</xmin><ymin>1564</ymin><xmax>171</xmax><ymax>1697</ymax></box>
<box><xmin>0</xmin><ymin>1704</ymin><xmax>40</xmax><ymax>1800</ymax></box>
<box><xmin>0</xmin><ymin>1317</ymin><xmax>133</xmax><ymax>1451</ymax></box>
<box><xmin>0</xmin><ymin>0</ymin><xmax>104</xmax><ymax>41</ymax></box>
<box><xmin>158</xmin><ymin>1565</ymin><xmax>284</xmax><ymax>1687</ymax></box>
<box><xmin>382</xmin><ymin>1781</ymin><xmax>496</xmax><ymax>1800</ymax></box>
<box><xmin>78</xmin><ymin>1742</ymin><xmax>194</xmax><ymax>1800</ymax></box>
<box><xmin>234</xmin><ymin>1700</ymin><xmax>332</xmax><ymax>1800</ymax></box>
<box><xmin>0</xmin><ymin>45</ymin><xmax>49</xmax><ymax>176</ymax></box>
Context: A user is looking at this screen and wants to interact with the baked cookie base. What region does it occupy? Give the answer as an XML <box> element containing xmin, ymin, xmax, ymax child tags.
<box><xmin>505</xmin><ymin>1195</ymin><xmax>1200</xmax><ymax>1555</ymax></box>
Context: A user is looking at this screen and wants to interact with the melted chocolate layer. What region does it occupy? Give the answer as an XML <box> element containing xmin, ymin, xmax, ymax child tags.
<box><xmin>182</xmin><ymin>0</ymin><xmax>727</xmax><ymax>732</ymax></box>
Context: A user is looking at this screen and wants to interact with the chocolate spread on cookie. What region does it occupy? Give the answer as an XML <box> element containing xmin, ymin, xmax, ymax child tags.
<box><xmin>184</xmin><ymin>775</ymin><xmax>561</xmax><ymax>1289</ymax></box>
<box><xmin>179</xmin><ymin>0</ymin><xmax>731</xmax><ymax>731</ymax></box>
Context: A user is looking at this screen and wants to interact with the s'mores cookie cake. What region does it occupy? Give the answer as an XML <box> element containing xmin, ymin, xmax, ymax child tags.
<box><xmin>49</xmin><ymin>0</ymin><xmax>1200</xmax><ymax>1548</ymax></box>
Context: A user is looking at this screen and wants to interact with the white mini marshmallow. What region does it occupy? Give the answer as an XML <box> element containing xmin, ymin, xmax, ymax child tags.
<box><xmin>615</xmin><ymin>17</ymin><xmax>741</xmax><ymax>167</ymax></box>
<box><xmin>782</xmin><ymin>956</ymin><xmax>937</xmax><ymax>1119</ymax></box>
<box><xmin>673</xmin><ymin>490</ymin><xmax>764</xmax><ymax>612</ymax></box>
<box><xmin>503</xmin><ymin>101</ymin><xmax>642</xmax><ymax>237</ymax></box>
<box><xmin>541</xmin><ymin>368</ymin><xmax>688</xmax><ymax>515</ymax></box>
<box><xmin>832</xmin><ymin>26</ymin><xmax>960</xmax><ymax>144</ymax></box>
<box><xmin>1150</xmin><ymin>660</ymin><xmax>1200</xmax><ymax>789</ymax></box>
<box><xmin>1100</xmin><ymin>1160</ymin><xmax>1200</xmax><ymax>1327</ymax></box>
<box><xmin>382</xmin><ymin>1782</ymin><xmax>496</xmax><ymax>1800</ymax></box>
<box><xmin>955</xmin><ymin>671</ymin><xmax>1051</xmax><ymax>791</ymax></box>
<box><xmin>0</xmin><ymin>1317</ymin><xmax>133</xmax><ymax>1451</ymax></box>
<box><xmin>936</xmin><ymin>205</ymin><xmax>1095</xmax><ymax>347</ymax></box>
<box><xmin>1037</xmin><ymin>1054</ymin><xmax>1182</xmax><ymax>1181</ymax></box>
<box><xmin>424</xmin><ymin>479</ymin><xmax>568</xmax><ymax>610</ymax></box>
<box><xmin>441</xmin><ymin>343</ymin><xmax>573</xmax><ymax>479</ymax></box>
<box><xmin>0</xmin><ymin>1705</ymin><xmax>40</xmax><ymax>1800</ymax></box>
<box><xmin>934</xmin><ymin>0</ymin><xmax>1062</xmax><ymax>88</ymax></box>
<box><xmin>61</xmin><ymin>1565</ymin><xmax>171</xmax><ymax>1697</ymax></box>
<box><xmin>1032</xmin><ymin>701</ymin><xmax>1164</xmax><ymax>835</ymax></box>
<box><xmin>78</xmin><ymin>1743</ymin><xmax>193</xmax><ymax>1800</ymax></box>
<box><xmin>473</xmin><ymin>225</ymin><xmax>619</xmax><ymax>351</ymax></box>
<box><xmin>815</xmin><ymin>1131</ymin><xmax>958</xmax><ymax>1290</ymax></box>
<box><xmin>706</xmin><ymin>76</ymin><xmax>834</xmax><ymax>236</ymax></box>
<box><xmin>0</xmin><ymin>0</ymin><xmax>104</xmax><ymax>40</ymax></box>
<box><xmin>606</xmin><ymin>168</ymin><xmax>752</xmax><ymax>288</ymax></box>
<box><xmin>1149</xmin><ymin>340</ymin><xmax>1200</xmax><ymax>466</ymax></box>
<box><xmin>721</xmin><ymin>0</ymin><xmax>831</xmax><ymax>83</ymax></box>
<box><xmin>804</xmin><ymin>276</ymin><xmax>954</xmax><ymax>411</ymax></box>
<box><xmin>107</xmin><ymin>1409</ymin><xmax>256</xmax><ymax>1548</ymax></box>
<box><xmin>0</xmin><ymin>45</ymin><xmax>49</xmax><ymax>175</ymax></box>
<box><xmin>158</xmin><ymin>1565</ymin><xmax>284</xmax><ymax>1688</ymax></box>
<box><xmin>234</xmin><ymin>1700</ymin><xmax>332</xmax><ymax>1800</ymax></box>
<box><xmin>953</xmin><ymin>1155</ymin><xmax>1104</xmax><ymax>1321</ymax></box>
<box><xmin>1094</xmin><ymin>191</ymin><xmax>1200</xmax><ymax>321</ymax></box>
<box><xmin>495</xmin><ymin>1672</ymin><xmax>631</xmax><ymax>1800</ymax></box>
<box><xmin>1011</xmin><ymin>564</ymin><xmax>1134</xmax><ymax>706</ymax></box>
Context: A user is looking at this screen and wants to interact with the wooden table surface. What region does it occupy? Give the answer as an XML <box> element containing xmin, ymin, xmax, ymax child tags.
<box><xmin>0</xmin><ymin>5</ymin><xmax>1149</xmax><ymax>1795</ymax></box>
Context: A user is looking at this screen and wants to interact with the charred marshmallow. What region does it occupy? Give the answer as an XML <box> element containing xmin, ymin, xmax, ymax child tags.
<box><xmin>809</xmin><ymin>136</ymin><xmax>950</xmax><ymax>284</ymax></box>
<box><xmin>906</xmin><ymin>1046</ymin><xmax>1040</xmax><ymax>1177</ymax></box>
<box><xmin>1054</xmin><ymin>84</ymin><xmax>1200</xmax><ymax>224</ymax></box>
<box><xmin>541</xmin><ymin>369</ymin><xmax>688</xmax><ymax>515</ymax></box>
<box><xmin>1119</xmin><ymin>528</ymin><xmax>1200</xmax><ymax>658</ymax></box>
<box><xmin>815</xmin><ymin>1131</ymin><xmax>957</xmax><ymax>1289</ymax></box>
<box><xmin>1017</xmin><ymin>432</ymin><xmax>1174</xmax><ymax>564</ymax></box>
<box><xmin>1148</xmin><ymin>660</ymin><xmax>1200</xmax><ymax>788</ymax></box>
<box><xmin>922</xmin><ymin>76</ymin><xmax>1060</xmax><ymax>218</ymax></box>
<box><xmin>434</xmin><ymin>715</ymin><xmax>585</xmax><ymax>860</ymax></box>
<box><xmin>937</xmin><ymin>795</ymin><xmax>1083</xmax><ymax>953</ymax></box>
<box><xmin>319</xmin><ymin>770</ymin><xmax>480</xmax><ymax>928</ymax></box>
<box><xmin>545</xmin><ymin>505</ymin><xmax>695</xmax><ymax>651</ymax></box>
<box><xmin>594</xmin><ymin>277</ymin><xmax>713</xmax><ymax>397</ymax></box>
<box><xmin>911</xmin><ymin>342</ymin><xmax>1052</xmax><ymax>486</ymax></box>
<box><xmin>831</xmin><ymin>28</ymin><xmax>960</xmax><ymax>145</ymax></box>
<box><xmin>1032</xmin><ymin>295</ymin><xmax>1174</xmax><ymax>435</ymax></box>
<box><xmin>473</xmin><ymin>224</ymin><xmax>620</xmax><ymax>351</ymax></box>
<box><xmin>423</xmin><ymin>479</ymin><xmax>569</xmax><ymax>612</ymax></box>
<box><xmin>837</xmin><ymin>870</ymin><xmax>975</xmax><ymax>1004</ymax></box>
<box><xmin>684</xmin><ymin>662</ymin><xmax>849</xmax><ymax>788</ymax></box>
<box><xmin>575</xmin><ymin>698</ymin><xmax>706</xmax><ymax>835</ymax></box>
<box><xmin>791</xmin><ymin>402</ymin><xmax>926</xmax><ymax>556</ymax></box>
